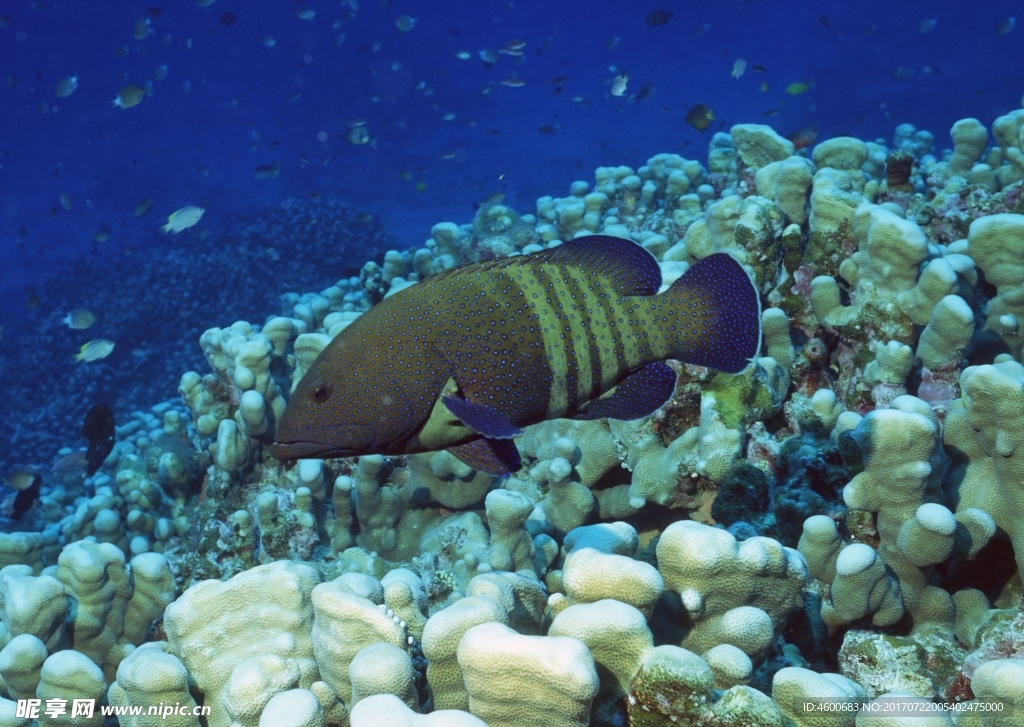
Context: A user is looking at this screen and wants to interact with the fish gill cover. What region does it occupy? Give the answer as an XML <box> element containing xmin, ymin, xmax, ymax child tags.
<box><xmin>2</xmin><ymin>1</ymin><xmax>1024</xmax><ymax>725</ymax></box>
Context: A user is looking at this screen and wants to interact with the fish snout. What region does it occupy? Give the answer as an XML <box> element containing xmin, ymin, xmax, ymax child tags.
<box><xmin>270</xmin><ymin>424</ymin><xmax>377</xmax><ymax>461</ymax></box>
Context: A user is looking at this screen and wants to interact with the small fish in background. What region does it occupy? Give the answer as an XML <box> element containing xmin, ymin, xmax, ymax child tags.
<box><xmin>54</xmin><ymin>75</ymin><xmax>78</xmax><ymax>98</ymax></box>
<box><xmin>134</xmin><ymin>198</ymin><xmax>153</xmax><ymax>217</ymax></box>
<box><xmin>254</xmin><ymin>162</ymin><xmax>281</xmax><ymax>179</ymax></box>
<box><xmin>59</xmin><ymin>192</ymin><xmax>71</xmax><ymax>211</ymax></box>
<box><xmin>63</xmin><ymin>308</ymin><xmax>96</xmax><ymax>330</ymax></box>
<box><xmin>763</xmin><ymin>108</ymin><xmax>780</xmax><ymax>117</ymax></box>
<box><xmin>499</xmin><ymin>39</ymin><xmax>526</xmax><ymax>56</ymax></box>
<box><xmin>818</xmin><ymin>15</ymin><xmax>832</xmax><ymax>28</ymax></box>
<box><xmin>92</xmin><ymin>224</ymin><xmax>112</xmax><ymax>242</ymax></box>
<box><xmin>501</xmin><ymin>76</ymin><xmax>525</xmax><ymax>87</ymax></box>
<box><xmin>685</xmin><ymin>103</ymin><xmax>715</xmax><ymax>132</ymax></box>
<box><xmin>294</xmin><ymin>7</ymin><xmax>315</xmax><ymax>20</ymax></box>
<box><xmin>52</xmin><ymin>450</ymin><xmax>88</xmax><ymax>482</ymax></box>
<box><xmin>694</xmin><ymin>24</ymin><xmax>709</xmax><ymax>36</ymax></box>
<box><xmin>395</xmin><ymin>15</ymin><xmax>416</xmax><ymax>32</ymax></box>
<box><xmin>75</xmin><ymin>339</ymin><xmax>115</xmax><ymax>363</ymax></box>
<box><xmin>646</xmin><ymin>9</ymin><xmax>673</xmax><ymax>27</ymax></box>
<box><xmin>760</xmin><ymin>81</ymin><xmax>770</xmax><ymax>93</ymax></box>
<box><xmin>162</xmin><ymin>205</ymin><xmax>205</xmax><ymax>233</ymax></box>
<box><xmin>346</xmin><ymin>121</ymin><xmax>371</xmax><ymax>145</ymax></box>
<box><xmin>262</xmin><ymin>36</ymin><xmax>276</xmax><ymax>47</ymax></box>
<box><xmin>918</xmin><ymin>18</ymin><xmax>937</xmax><ymax>33</ymax></box>
<box><xmin>610</xmin><ymin>73</ymin><xmax>629</xmax><ymax>97</ymax></box>
<box><xmin>923</xmin><ymin>64</ymin><xmax>940</xmax><ymax>74</ymax></box>
<box><xmin>81</xmin><ymin>403</ymin><xmax>116</xmax><ymax>475</ymax></box>
<box><xmin>6</xmin><ymin>73</ymin><xmax>18</xmax><ymax>88</ymax></box>
<box><xmin>752</xmin><ymin>64</ymin><xmax>768</xmax><ymax>73</ymax></box>
<box><xmin>785</xmin><ymin>81</ymin><xmax>810</xmax><ymax>95</ymax></box>
<box><xmin>731</xmin><ymin>59</ymin><xmax>746</xmax><ymax>78</ymax></box>
<box><xmin>787</xmin><ymin>123</ymin><xmax>819</xmax><ymax>150</ymax></box>
<box><xmin>632</xmin><ymin>83</ymin><xmax>654</xmax><ymax>102</ymax></box>
<box><xmin>26</xmin><ymin>293</ymin><xmax>41</xmax><ymax>309</ymax></box>
<box><xmin>113</xmin><ymin>84</ymin><xmax>145</xmax><ymax>108</ymax></box>
<box><xmin>996</xmin><ymin>17</ymin><xmax>1016</xmax><ymax>36</ymax></box>
<box><xmin>455</xmin><ymin>50</ymin><xmax>471</xmax><ymax>60</ymax></box>
<box><xmin>196</xmin><ymin>0</ymin><xmax>217</xmax><ymax>6</ymax></box>
<box><xmin>890</xmin><ymin>66</ymin><xmax>913</xmax><ymax>80</ymax></box>
<box><xmin>218</xmin><ymin>11</ymin><xmax>236</xmax><ymax>25</ymax></box>
<box><xmin>0</xmin><ymin>469</ymin><xmax>42</xmax><ymax>520</ymax></box>
<box><xmin>478</xmin><ymin>48</ymin><xmax>500</xmax><ymax>65</ymax></box>
<box><xmin>153</xmin><ymin>64</ymin><xmax>168</xmax><ymax>81</ymax></box>
<box><xmin>133</xmin><ymin>17</ymin><xmax>151</xmax><ymax>40</ymax></box>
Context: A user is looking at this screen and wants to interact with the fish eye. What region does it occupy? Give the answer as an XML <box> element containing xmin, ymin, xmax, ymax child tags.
<box><xmin>310</xmin><ymin>384</ymin><xmax>333</xmax><ymax>403</ymax></box>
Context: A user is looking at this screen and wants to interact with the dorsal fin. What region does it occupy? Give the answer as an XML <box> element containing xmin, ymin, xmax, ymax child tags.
<box><xmin>409</xmin><ymin>235</ymin><xmax>661</xmax><ymax>296</ymax></box>
<box><xmin>530</xmin><ymin>235</ymin><xmax>662</xmax><ymax>296</ymax></box>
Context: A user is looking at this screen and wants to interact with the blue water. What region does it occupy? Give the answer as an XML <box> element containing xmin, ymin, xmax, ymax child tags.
<box><xmin>1</xmin><ymin>0</ymin><xmax>1022</xmax><ymax>472</ymax></box>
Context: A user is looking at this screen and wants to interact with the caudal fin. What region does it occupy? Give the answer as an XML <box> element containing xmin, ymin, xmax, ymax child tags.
<box><xmin>663</xmin><ymin>253</ymin><xmax>762</xmax><ymax>374</ymax></box>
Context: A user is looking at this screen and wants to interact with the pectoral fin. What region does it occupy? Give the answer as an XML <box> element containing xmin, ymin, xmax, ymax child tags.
<box><xmin>448</xmin><ymin>437</ymin><xmax>522</xmax><ymax>475</ymax></box>
<box><xmin>442</xmin><ymin>395</ymin><xmax>523</xmax><ymax>438</ymax></box>
<box><xmin>574</xmin><ymin>361</ymin><xmax>677</xmax><ymax>421</ymax></box>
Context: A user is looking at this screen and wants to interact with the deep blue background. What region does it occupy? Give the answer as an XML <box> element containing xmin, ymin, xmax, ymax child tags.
<box><xmin>1</xmin><ymin>0</ymin><xmax>1022</xmax><ymax>332</ymax></box>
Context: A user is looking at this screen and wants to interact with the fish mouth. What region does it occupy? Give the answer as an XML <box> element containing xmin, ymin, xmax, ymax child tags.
<box><xmin>269</xmin><ymin>440</ymin><xmax>360</xmax><ymax>461</ymax></box>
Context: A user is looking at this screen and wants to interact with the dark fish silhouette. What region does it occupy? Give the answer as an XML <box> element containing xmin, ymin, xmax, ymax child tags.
<box><xmin>0</xmin><ymin>469</ymin><xmax>41</xmax><ymax>520</ymax></box>
<box><xmin>82</xmin><ymin>403</ymin><xmax>115</xmax><ymax>475</ymax></box>
<box><xmin>12</xmin><ymin>474</ymin><xmax>41</xmax><ymax>519</ymax></box>
<box><xmin>646</xmin><ymin>9</ymin><xmax>673</xmax><ymax>27</ymax></box>
<box><xmin>271</xmin><ymin>236</ymin><xmax>761</xmax><ymax>475</ymax></box>
<box><xmin>685</xmin><ymin>104</ymin><xmax>715</xmax><ymax>132</ymax></box>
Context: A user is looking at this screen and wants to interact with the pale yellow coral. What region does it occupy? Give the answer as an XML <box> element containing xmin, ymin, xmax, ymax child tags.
<box><xmin>164</xmin><ymin>561</ymin><xmax>320</xmax><ymax>727</ymax></box>
<box><xmin>422</xmin><ymin>596</ymin><xmax>507</xmax><ymax>711</ymax></box>
<box><xmin>562</xmin><ymin>547</ymin><xmax>663</xmax><ymax>618</ymax></box>
<box><xmin>107</xmin><ymin>642</ymin><xmax>200</xmax><ymax>727</ymax></box>
<box><xmin>311</xmin><ymin>581</ymin><xmax>407</xmax><ymax>706</ymax></box>
<box><xmin>656</xmin><ymin>521</ymin><xmax>807</xmax><ymax>654</ymax></box>
<box><xmin>456</xmin><ymin>622</ymin><xmax>599</xmax><ymax>727</ymax></box>
<box><xmin>548</xmin><ymin>600</ymin><xmax>652</xmax><ymax>713</ymax></box>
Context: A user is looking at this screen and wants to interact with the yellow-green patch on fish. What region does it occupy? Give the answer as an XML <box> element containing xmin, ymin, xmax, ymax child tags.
<box><xmin>271</xmin><ymin>236</ymin><xmax>761</xmax><ymax>475</ymax></box>
<box><xmin>162</xmin><ymin>206</ymin><xmax>205</xmax><ymax>233</ymax></box>
<box><xmin>75</xmin><ymin>339</ymin><xmax>115</xmax><ymax>363</ymax></box>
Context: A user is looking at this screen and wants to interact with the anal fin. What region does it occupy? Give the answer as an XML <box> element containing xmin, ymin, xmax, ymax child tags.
<box><xmin>574</xmin><ymin>361</ymin><xmax>677</xmax><ymax>421</ymax></box>
<box><xmin>447</xmin><ymin>437</ymin><xmax>522</xmax><ymax>475</ymax></box>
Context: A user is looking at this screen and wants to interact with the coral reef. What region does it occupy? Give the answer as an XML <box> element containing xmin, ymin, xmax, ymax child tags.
<box><xmin>5</xmin><ymin>114</ymin><xmax>1024</xmax><ymax>726</ymax></box>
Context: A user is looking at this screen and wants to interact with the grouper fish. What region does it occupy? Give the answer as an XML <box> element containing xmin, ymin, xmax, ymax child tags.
<box><xmin>270</xmin><ymin>235</ymin><xmax>761</xmax><ymax>475</ymax></box>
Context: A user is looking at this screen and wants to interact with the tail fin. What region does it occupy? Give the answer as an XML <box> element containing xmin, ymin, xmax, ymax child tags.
<box><xmin>663</xmin><ymin>253</ymin><xmax>762</xmax><ymax>374</ymax></box>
